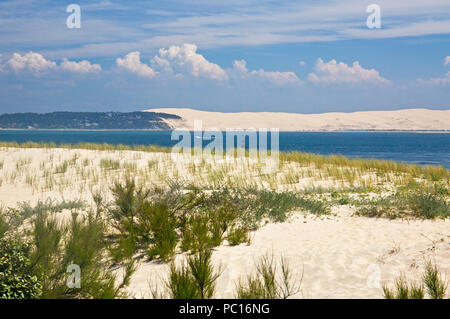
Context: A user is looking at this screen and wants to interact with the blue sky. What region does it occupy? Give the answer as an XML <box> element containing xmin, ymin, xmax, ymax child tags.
<box><xmin>0</xmin><ymin>0</ymin><xmax>449</xmax><ymax>113</ymax></box>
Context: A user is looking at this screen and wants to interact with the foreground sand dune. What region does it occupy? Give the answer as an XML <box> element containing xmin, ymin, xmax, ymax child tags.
<box><xmin>133</xmin><ymin>209</ymin><xmax>449</xmax><ymax>298</ymax></box>
<box><xmin>0</xmin><ymin>146</ymin><xmax>448</xmax><ymax>298</ymax></box>
<box><xmin>144</xmin><ymin>108</ymin><xmax>450</xmax><ymax>131</ymax></box>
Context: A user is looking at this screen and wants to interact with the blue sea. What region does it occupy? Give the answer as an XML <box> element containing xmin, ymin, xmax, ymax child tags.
<box><xmin>0</xmin><ymin>130</ymin><xmax>448</xmax><ymax>168</ymax></box>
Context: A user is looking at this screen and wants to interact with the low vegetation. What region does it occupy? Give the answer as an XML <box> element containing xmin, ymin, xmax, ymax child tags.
<box><xmin>165</xmin><ymin>249</ymin><xmax>222</xmax><ymax>299</ymax></box>
<box><xmin>0</xmin><ymin>239</ymin><xmax>42</xmax><ymax>299</ymax></box>
<box><xmin>107</xmin><ymin>178</ymin><xmax>331</xmax><ymax>263</ymax></box>
<box><xmin>1</xmin><ymin>202</ymin><xmax>135</xmax><ymax>299</ymax></box>
<box><xmin>235</xmin><ymin>254</ymin><xmax>302</xmax><ymax>299</ymax></box>
<box><xmin>383</xmin><ymin>260</ymin><xmax>448</xmax><ymax>299</ymax></box>
<box><xmin>355</xmin><ymin>192</ymin><xmax>449</xmax><ymax>219</ymax></box>
<box><xmin>0</xmin><ymin>143</ymin><xmax>448</xmax><ymax>299</ymax></box>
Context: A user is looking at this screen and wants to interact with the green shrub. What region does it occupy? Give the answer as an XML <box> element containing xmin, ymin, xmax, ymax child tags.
<box><xmin>200</xmin><ymin>188</ymin><xmax>329</xmax><ymax>230</ymax></box>
<box><xmin>235</xmin><ymin>254</ymin><xmax>301</xmax><ymax>299</ymax></box>
<box><xmin>337</xmin><ymin>197</ymin><xmax>350</xmax><ymax>205</ymax></box>
<box><xmin>142</xmin><ymin>202</ymin><xmax>177</xmax><ymax>261</ymax></box>
<box><xmin>109</xmin><ymin>178</ymin><xmax>140</xmax><ymax>235</ymax></box>
<box><xmin>227</xmin><ymin>226</ymin><xmax>249</xmax><ymax>246</ymax></box>
<box><xmin>108</xmin><ymin>235</ymin><xmax>136</xmax><ymax>264</ymax></box>
<box><xmin>208</xmin><ymin>203</ymin><xmax>238</xmax><ymax>247</ymax></box>
<box><xmin>0</xmin><ymin>209</ymin><xmax>10</xmax><ymax>239</ymax></box>
<box><xmin>166</xmin><ymin>249</ymin><xmax>221</xmax><ymax>299</ymax></box>
<box><xmin>180</xmin><ymin>213</ymin><xmax>212</xmax><ymax>252</ymax></box>
<box><xmin>382</xmin><ymin>276</ymin><xmax>424</xmax><ymax>299</ymax></box>
<box><xmin>107</xmin><ymin>178</ymin><xmax>150</xmax><ymax>262</ymax></box>
<box><xmin>356</xmin><ymin>192</ymin><xmax>449</xmax><ymax>219</ymax></box>
<box><xmin>383</xmin><ymin>260</ymin><xmax>447</xmax><ymax>299</ymax></box>
<box><xmin>0</xmin><ymin>239</ymin><xmax>42</xmax><ymax>299</ymax></box>
<box><xmin>29</xmin><ymin>211</ymin><xmax>133</xmax><ymax>299</ymax></box>
<box><xmin>166</xmin><ymin>262</ymin><xmax>199</xmax><ymax>299</ymax></box>
<box><xmin>243</xmin><ymin>189</ymin><xmax>329</xmax><ymax>223</ymax></box>
<box><xmin>187</xmin><ymin>249</ymin><xmax>221</xmax><ymax>299</ymax></box>
<box><xmin>423</xmin><ymin>259</ymin><xmax>448</xmax><ymax>299</ymax></box>
<box><xmin>409</xmin><ymin>193</ymin><xmax>449</xmax><ymax>219</ymax></box>
<box><xmin>109</xmin><ymin>179</ymin><xmax>181</xmax><ymax>262</ymax></box>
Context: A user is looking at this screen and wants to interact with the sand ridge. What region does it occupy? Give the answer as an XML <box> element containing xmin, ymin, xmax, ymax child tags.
<box><xmin>143</xmin><ymin>108</ymin><xmax>450</xmax><ymax>131</ymax></box>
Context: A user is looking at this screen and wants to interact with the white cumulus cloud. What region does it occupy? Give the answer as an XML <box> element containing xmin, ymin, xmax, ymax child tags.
<box><xmin>116</xmin><ymin>51</ymin><xmax>157</xmax><ymax>78</ymax></box>
<box><xmin>420</xmin><ymin>71</ymin><xmax>450</xmax><ymax>85</ymax></box>
<box><xmin>150</xmin><ymin>55</ymin><xmax>173</xmax><ymax>74</ymax></box>
<box><xmin>308</xmin><ymin>58</ymin><xmax>389</xmax><ymax>84</ymax></box>
<box><xmin>7</xmin><ymin>52</ymin><xmax>56</xmax><ymax>74</ymax></box>
<box><xmin>158</xmin><ymin>44</ymin><xmax>228</xmax><ymax>81</ymax></box>
<box><xmin>420</xmin><ymin>56</ymin><xmax>450</xmax><ymax>85</ymax></box>
<box><xmin>232</xmin><ymin>59</ymin><xmax>300</xmax><ymax>85</ymax></box>
<box><xmin>1</xmin><ymin>52</ymin><xmax>101</xmax><ymax>75</ymax></box>
<box><xmin>445</xmin><ymin>56</ymin><xmax>450</xmax><ymax>66</ymax></box>
<box><xmin>60</xmin><ymin>58</ymin><xmax>101</xmax><ymax>73</ymax></box>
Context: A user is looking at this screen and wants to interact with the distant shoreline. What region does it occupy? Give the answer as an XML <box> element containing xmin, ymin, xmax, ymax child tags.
<box><xmin>144</xmin><ymin>107</ymin><xmax>450</xmax><ymax>132</ymax></box>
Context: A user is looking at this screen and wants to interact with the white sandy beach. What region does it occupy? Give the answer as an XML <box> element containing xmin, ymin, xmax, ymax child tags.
<box><xmin>133</xmin><ymin>209</ymin><xmax>449</xmax><ymax>299</ymax></box>
<box><xmin>0</xmin><ymin>147</ymin><xmax>448</xmax><ymax>299</ymax></box>
<box><xmin>144</xmin><ymin>108</ymin><xmax>450</xmax><ymax>132</ymax></box>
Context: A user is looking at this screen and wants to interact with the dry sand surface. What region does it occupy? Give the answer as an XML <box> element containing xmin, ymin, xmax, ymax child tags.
<box><xmin>132</xmin><ymin>209</ymin><xmax>450</xmax><ymax>299</ymax></box>
<box><xmin>144</xmin><ymin>108</ymin><xmax>450</xmax><ymax>131</ymax></box>
<box><xmin>0</xmin><ymin>147</ymin><xmax>448</xmax><ymax>298</ymax></box>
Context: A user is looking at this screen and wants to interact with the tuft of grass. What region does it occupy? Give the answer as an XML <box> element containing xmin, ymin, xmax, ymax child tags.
<box><xmin>383</xmin><ymin>260</ymin><xmax>447</xmax><ymax>299</ymax></box>
<box><xmin>423</xmin><ymin>259</ymin><xmax>448</xmax><ymax>299</ymax></box>
<box><xmin>382</xmin><ymin>275</ymin><xmax>424</xmax><ymax>299</ymax></box>
<box><xmin>100</xmin><ymin>158</ymin><xmax>121</xmax><ymax>170</ymax></box>
<box><xmin>227</xmin><ymin>225</ymin><xmax>249</xmax><ymax>246</ymax></box>
<box><xmin>166</xmin><ymin>249</ymin><xmax>221</xmax><ymax>299</ymax></box>
<box><xmin>54</xmin><ymin>161</ymin><xmax>69</xmax><ymax>174</ymax></box>
<box><xmin>235</xmin><ymin>254</ymin><xmax>301</xmax><ymax>299</ymax></box>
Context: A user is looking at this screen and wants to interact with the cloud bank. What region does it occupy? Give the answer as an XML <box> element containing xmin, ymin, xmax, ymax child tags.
<box><xmin>308</xmin><ymin>58</ymin><xmax>389</xmax><ymax>84</ymax></box>
<box><xmin>2</xmin><ymin>45</ymin><xmax>393</xmax><ymax>88</ymax></box>
<box><xmin>8</xmin><ymin>52</ymin><xmax>56</xmax><ymax>74</ymax></box>
<box><xmin>60</xmin><ymin>58</ymin><xmax>102</xmax><ymax>73</ymax></box>
<box><xmin>1</xmin><ymin>52</ymin><xmax>101</xmax><ymax>75</ymax></box>
<box><xmin>232</xmin><ymin>59</ymin><xmax>300</xmax><ymax>85</ymax></box>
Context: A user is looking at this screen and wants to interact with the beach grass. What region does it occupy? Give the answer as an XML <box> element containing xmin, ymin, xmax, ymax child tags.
<box><xmin>383</xmin><ymin>259</ymin><xmax>448</xmax><ymax>299</ymax></box>
<box><xmin>235</xmin><ymin>254</ymin><xmax>301</xmax><ymax>299</ymax></box>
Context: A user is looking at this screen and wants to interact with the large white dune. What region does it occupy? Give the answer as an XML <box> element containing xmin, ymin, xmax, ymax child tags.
<box><xmin>144</xmin><ymin>107</ymin><xmax>450</xmax><ymax>131</ymax></box>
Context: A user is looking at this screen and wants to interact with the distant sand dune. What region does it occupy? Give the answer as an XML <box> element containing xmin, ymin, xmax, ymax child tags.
<box><xmin>143</xmin><ymin>108</ymin><xmax>450</xmax><ymax>131</ymax></box>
